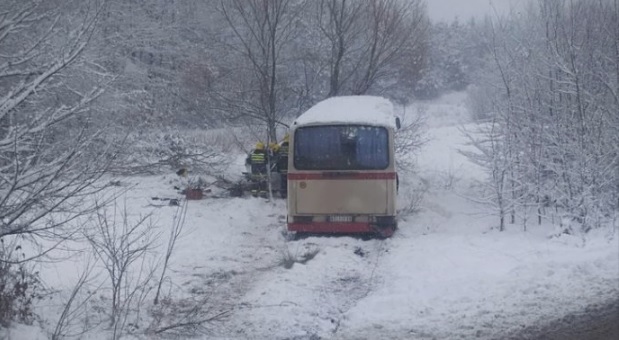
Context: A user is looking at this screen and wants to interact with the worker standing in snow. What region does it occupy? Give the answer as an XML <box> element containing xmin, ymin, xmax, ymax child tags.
<box><xmin>277</xmin><ymin>134</ymin><xmax>289</xmax><ymax>198</ymax></box>
<box><xmin>249</xmin><ymin>142</ymin><xmax>268</xmax><ymax>197</ymax></box>
<box><xmin>268</xmin><ymin>142</ymin><xmax>282</xmax><ymax>197</ymax></box>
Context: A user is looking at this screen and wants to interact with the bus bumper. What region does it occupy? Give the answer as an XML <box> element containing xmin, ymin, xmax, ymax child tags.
<box><xmin>287</xmin><ymin>222</ymin><xmax>373</xmax><ymax>234</ymax></box>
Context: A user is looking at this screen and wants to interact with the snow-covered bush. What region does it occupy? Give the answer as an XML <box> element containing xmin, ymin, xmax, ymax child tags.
<box><xmin>462</xmin><ymin>0</ymin><xmax>618</xmax><ymax>233</ymax></box>
<box><xmin>110</xmin><ymin>128</ymin><xmax>238</xmax><ymax>176</ymax></box>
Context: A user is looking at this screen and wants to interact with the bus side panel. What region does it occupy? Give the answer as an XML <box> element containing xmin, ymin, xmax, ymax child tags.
<box><xmin>291</xmin><ymin>178</ymin><xmax>389</xmax><ymax>215</ymax></box>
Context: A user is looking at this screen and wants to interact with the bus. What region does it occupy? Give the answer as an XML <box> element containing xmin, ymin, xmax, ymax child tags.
<box><xmin>286</xmin><ymin>96</ymin><xmax>400</xmax><ymax>238</ymax></box>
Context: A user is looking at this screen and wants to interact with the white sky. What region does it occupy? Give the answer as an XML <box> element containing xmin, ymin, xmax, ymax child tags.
<box><xmin>426</xmin><ymin>0</ymin><xmax>517</xmax><ymax>23</ymax></box>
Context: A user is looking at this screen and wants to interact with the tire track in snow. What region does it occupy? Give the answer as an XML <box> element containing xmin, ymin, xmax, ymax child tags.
<box><xmin>309</xmin><ymin>237</ymin><xmax>387</xmax><ymax>337</ymax></box>
<box><xmin>172</xmin><ymin>216</ymin><xmax>287</xmax><ymax>336</ymax></box>
<box><xmin>332</xmin><ymin>248</ymin><xmax>385</xmax><ymax>336</ymax></box>
<box><xmin>218</xmin><ymin>233</ymin><xmax>391</xmax><ymax>339</ymax></box>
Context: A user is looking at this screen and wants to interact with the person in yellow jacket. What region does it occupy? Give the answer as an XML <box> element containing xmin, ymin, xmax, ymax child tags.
<box><xmin>248</xmin><ymin>142</ymin><xmax>268</xmax><ymax>197</ymax></box>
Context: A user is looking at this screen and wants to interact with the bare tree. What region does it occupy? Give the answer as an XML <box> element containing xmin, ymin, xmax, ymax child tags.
<box><xmin>460</xmin><ymin>121</ymin><xmax>512</xmax><ymax>231</ymax></box>
<box><xmin>51</xmin><ymin>256</ymin><xmax>102</xmax><ymax>340</ymax></box>
<box><xmin>351</xmin><ymin>0</ymin><xmax>428</xmax><ymax>95</ymax></box>
<box><xmin>394</xmin><ymin>105</ymin><xmax>427</xmax><ymax>172</ymax></box>
<box><xmin>85</xmin><ymin>201</ymin><xmax>158</xmax><ymax>339</ymax></box>
<box><xmin>216</xmin><ymin>0</ymin><xmax>304</xmax><ymax>142</ymax></box>
<box><xmin>316</xmin><ymin>0</ymin><xmax>364</xmax><ymax>97</ymax></box>
<box><xmin>0</xmin><ymin>0</ymin><xmax>112</xmax><ymax>246</ymax></box>
<box><xmin>313</xmin><ymin>0</ymin><xmax>429</xmax><ymax>99</ymax></box>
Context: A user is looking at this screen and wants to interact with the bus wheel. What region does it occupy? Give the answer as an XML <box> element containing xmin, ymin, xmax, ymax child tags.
<box><xmin>374</xmin><ymin>224</ymin><xmax>396</xmax><ymax>239</ymax></box>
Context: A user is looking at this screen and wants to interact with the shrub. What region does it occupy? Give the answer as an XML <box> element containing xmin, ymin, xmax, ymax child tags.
<box><xmin>0</xmin><ymin>243</ymin><xmax>43</xmax><ymax>327</ymax></box>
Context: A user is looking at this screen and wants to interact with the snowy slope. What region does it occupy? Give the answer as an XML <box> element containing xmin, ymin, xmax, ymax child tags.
<box><xmin>335</xmin><ymin>117</ymin><xmax>619</xmax><ymax>339</ymax></box>
<box><xmin>3</xmin><ymin>92</ymin><xmax>617</xmax><ymax>340</ymax></box>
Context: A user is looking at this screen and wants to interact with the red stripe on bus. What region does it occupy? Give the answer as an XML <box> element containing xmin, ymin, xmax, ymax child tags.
<box><xmin>288</xmin><ymin>172</ymin><xmax>396</xmax><ymax>180</ymax></box>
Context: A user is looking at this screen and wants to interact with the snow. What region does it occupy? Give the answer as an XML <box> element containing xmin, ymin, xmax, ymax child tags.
<box><xmin>3</xmin><ymin>92</ymin><xmax>618</xmax><ymax>340</ymax></box>
<box><xmin>411</xmin><ymin>90</ymin><xmax>471</xmax><ymax>128</ymax></box>
<box><xmin>293</xmin><ymin>95</ymin><xmax>398</xmax><ymax>129</ymax></box>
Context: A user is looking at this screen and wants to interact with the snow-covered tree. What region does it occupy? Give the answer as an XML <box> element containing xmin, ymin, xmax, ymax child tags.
<box><xmin>465</xmin><ymin>0</ymin><xmax>619</xmax><ymax>232</ymax></box>
<box><xmin>0</xmin><ymin>0</ymin><xmax>112</xmax><ymax>242</ymax></box>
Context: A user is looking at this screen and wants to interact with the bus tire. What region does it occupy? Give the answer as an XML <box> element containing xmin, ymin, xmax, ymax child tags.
<box><xmin>374</xmin><ymin>224</ymin><xmax>396</xmax><ymax>239</ymax></box>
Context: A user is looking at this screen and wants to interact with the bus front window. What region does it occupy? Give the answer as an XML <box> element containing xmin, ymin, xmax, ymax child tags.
<box><xmin>294</xmin><ymin>125</ymin><xmax>389</xmax><ymax>170</ymax></box>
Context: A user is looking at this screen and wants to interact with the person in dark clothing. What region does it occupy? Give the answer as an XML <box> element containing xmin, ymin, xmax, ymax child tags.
<box><xmin>277</xmin><ymin>134</ymin><xmax>289</xmax><ymax>198</ymax></box>
<box><xmin>249</xmin><ymin>142</ymin><xmax>268</xmax><ymax>197</ymax></box>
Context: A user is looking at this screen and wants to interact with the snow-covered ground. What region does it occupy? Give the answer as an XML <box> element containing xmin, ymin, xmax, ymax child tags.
<box><xmin>3</xmin><ymin>92</ymin><xmax>617</xmax><ymax>340</ymax></box>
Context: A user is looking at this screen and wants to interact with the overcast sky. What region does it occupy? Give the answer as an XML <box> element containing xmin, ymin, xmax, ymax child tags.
<box><xmin>426</xmin><ymin>0</ymin><xmax>518</xmax><ymax>23</ymax></box>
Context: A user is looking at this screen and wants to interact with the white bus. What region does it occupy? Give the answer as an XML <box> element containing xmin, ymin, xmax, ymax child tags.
<box><xmin>286</xmin><ymin>96</ymin><xmax>400</xmax><ymax>238</ymax></box>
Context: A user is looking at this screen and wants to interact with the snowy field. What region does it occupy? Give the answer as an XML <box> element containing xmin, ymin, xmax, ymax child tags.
<box><xmin>3</xmin><ymin>92</ymin><xmax>617</xmax><ymax>340</ymax></box>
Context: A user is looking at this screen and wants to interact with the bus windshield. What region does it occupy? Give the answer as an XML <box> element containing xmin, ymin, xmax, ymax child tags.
<box><xmin>294</xmin><ymin>125</ymin><xmax>389</xmax><ymax>170</ymax></box>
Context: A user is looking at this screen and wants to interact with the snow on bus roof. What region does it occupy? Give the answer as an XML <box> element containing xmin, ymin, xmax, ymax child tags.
<box><xmin>293</xmin><ymin>95</ymin><xmax>397</xmax><ymax>129</ymax></box>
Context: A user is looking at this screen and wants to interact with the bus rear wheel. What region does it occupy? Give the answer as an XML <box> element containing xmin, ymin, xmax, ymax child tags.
<box><xmin>373</xmin><ymin>224</ymin><xmax>396</xmax><ymax>239</ymax></box>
